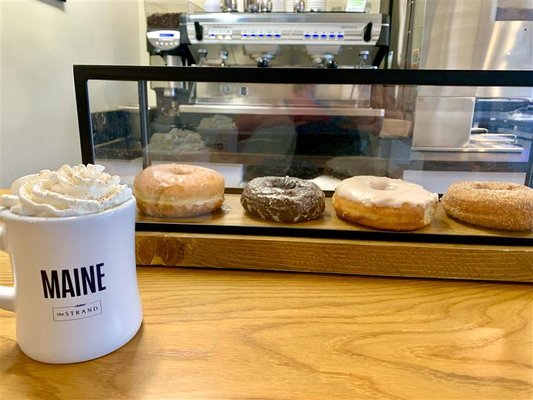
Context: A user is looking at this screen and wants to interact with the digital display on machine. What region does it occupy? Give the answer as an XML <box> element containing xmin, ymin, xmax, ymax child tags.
<box><xmin>159</xmin><ymin>33</ymin><xmax>175</xmax><ymax>37</ymax></box>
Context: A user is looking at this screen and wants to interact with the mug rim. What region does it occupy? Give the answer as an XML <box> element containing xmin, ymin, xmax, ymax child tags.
<box><xmin>0</xmin><ymin>197</ymin><xmax>136</xmax><ymax>223</ymax></box>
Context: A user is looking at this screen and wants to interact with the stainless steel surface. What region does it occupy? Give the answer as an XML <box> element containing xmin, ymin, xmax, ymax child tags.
<box><xmin>182</xmin><ymin>12</ymin><xmax>388</xmax><ymax>68</ymax></box>
<box><xmin>410</xmin><ymin>149</ymin><xmax>529</xmax><ymax>162</ymax></box>
<box><xmin>179</xmin><ymin>104</ymin><xmax>385</xmax><ymax>116</ymax></box>
<box><xmin>470</xmin><ymin>133</ymin><xmax>518</xmax><ymax>144</ymax></box>
<box><xmin>411</xmin><ymin>96</ymin><xmax>475</xmax><ymax>148</ymax></box>
<box><xmin>418</xmin><ymin>0</ymin><xmax>532</xmax><ymax>73</ymax></box>
<box><xmin>394</xmin><ymin>0</ymin><xmax>533</xmax><ymax>153</ymax></box>
<box><xmin>413</xmin><ymin>134</ymin><xmax>524</xmax><ymax>153</ymax></box>
<box><xmin>193</xmin><ymin>82</ymin><xmax>369</xmax><ymax>107</ymax></box>
<box><xmin>412</xmin><ymin>145</ymin><xmax>523</xmax><ymax>153</ymax></box>
<box><xmin>185</xmin><ymin>12</ymin><xmax>385</xmax><ymax>46</ymax></box>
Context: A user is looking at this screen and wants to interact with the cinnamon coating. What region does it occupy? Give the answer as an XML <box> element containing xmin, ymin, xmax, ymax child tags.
<box><xmin>241</xmin><ymin>176</ymin><xmax>325</xmax><ymax>223</ymax></box>
<box><xmin>442</xmin><ymin>181</ymin><xmax>533</xmax><ymax>231</ymax></box>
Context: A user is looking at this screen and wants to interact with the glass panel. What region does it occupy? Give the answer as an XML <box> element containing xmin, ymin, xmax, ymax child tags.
<box><xmin>87</xmin><ymin>79</ymin><xmax>532</xmax><ymax>193</ymax></box>
<box><xmin>88</xmin><ymin>80</ymin><xmax>144</xmax><ymax>186</ymax></box>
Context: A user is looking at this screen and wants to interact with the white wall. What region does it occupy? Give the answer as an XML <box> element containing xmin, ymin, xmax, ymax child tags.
<box><xmin>0</xmin><ymin>0</ymin><xmax>143</xmax><ymax>187</ymax></box>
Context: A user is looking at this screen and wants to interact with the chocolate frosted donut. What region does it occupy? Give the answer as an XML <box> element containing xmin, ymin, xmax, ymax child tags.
<box><xmin>241</xmin><ymin>176</ymin><xmax>325</xmax><ymax>223</ymax></box>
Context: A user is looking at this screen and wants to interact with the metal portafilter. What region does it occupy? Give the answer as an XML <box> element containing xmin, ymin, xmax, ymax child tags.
<box><xmin>218</xmin><ymin>50</ymin><xmax>229</xmax><ymax>67</ymax></box>
<box><xmin>261</xmin><ymin>0</ymin><xmax>273</xmax><ymax>12</ymax></box>
<box><xmin>245</xmin><ymin>0</ymin><xmax>272</xmax><ymax>12</ymax></box>
<box><xmin>222</xmin><ymin>0</ymin><xmax>238</xmax><ymax>12</ymax></box>
<box><xmin>313</xmin><ymin>54</ymin><xmax>337</xmax><ymax>69</ymax></box>
<box><xmin>294</xmin><ymin>0</ymin><xmax>305</xmax><ymax>12</ymax></box>
<box><xmin>245</xmin><ymin>0</ymin><xmax>260</xmax><ymax>12</ymax></box>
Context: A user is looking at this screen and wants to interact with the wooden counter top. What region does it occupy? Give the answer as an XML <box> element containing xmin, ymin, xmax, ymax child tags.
<box><xmin>0</xmin><ymin>252</ymin><xmax>531</xmax><ymax>399</ymax></box>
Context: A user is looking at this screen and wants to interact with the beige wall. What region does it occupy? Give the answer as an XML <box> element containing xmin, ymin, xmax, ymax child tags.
<box><xmin>0</xmin><ymin>0</ymin><xmax>143</xmax><ymax>187</ymax></box>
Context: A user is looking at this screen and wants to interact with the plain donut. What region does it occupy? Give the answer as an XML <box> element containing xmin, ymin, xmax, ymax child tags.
<box><xmin>332</xmin><ymin>176</ymin><xmax>438</xmax><ymax>231</ymax></box>
<box><xmin>133</xmin><ymin>163</ymin><xmax>224</xmax><ymax>217</ymax></box>
<box><xmin>442</xmin><ymin>181</ymin><xmax>533</xmax><ymax>231</ymax></box>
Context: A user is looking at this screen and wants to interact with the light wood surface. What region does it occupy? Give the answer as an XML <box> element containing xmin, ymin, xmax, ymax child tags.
<box><xmin>135</xmin><ymin>195</ymin><xmax>533</xmax><ymax>282</ymax></box>
<box><xmin>0</xmin><ymin>252</ymin><xmax>531</xmax><ymax>400</ymax></box>
<box><xmin>136</xmin><ymin>232</ymin><xmax>533</xmax><ymax>282</ymax></box>
<box><xmin>138</xmin><ymin>194</ymin><xmax>533</xmax><ymax>241</ymax></box>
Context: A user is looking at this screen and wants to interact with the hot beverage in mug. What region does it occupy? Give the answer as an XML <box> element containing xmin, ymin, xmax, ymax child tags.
<box><xmin>0</xmin><ymin>164</ymin><xmax>142</xmax><ymax>364</ymax></box>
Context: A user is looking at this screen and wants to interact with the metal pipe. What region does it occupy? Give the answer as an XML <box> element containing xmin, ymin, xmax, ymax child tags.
<box><xmin>138</xmin><ymin>80</ymin><xmax>151</xmax><ymax>169</ymax></box>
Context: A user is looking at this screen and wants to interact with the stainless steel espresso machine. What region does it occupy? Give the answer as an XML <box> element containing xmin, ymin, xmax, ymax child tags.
<box><xmin>147</xmin><ymin>11</ymin><xmax>390</xmax><ymax>68</ymax></box>
<box><xmin>181</xmin><ymin>12</ymin><xmax>389</xmax><ymax>68</ymax></box>
<box><xmin>146</xmin><ymin>10</ymin><xmax>390</xmax><ymax>117</ymax></box>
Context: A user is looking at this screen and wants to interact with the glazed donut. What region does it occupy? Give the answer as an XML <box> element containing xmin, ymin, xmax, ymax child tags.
<box><xmin>241</xmin><ymin>176</ymin><xmax>325</xmax><ymax>223</ymax></box>
<box><xmin>133</xmin><ymin>163</ymin><xmax>224</xmax><ymax>217</ymax></box>
<box><xmin>332</xmin><ymin>176</ymin><xmax>438</xmax><ymax>231</ymax></box>
<box><xmin>442</xmin><ymin>181</ymin><xmax>533</xmax><ymax>231</ymax></box>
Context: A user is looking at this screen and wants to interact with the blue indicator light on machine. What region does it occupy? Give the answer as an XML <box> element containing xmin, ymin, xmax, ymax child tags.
<box><xmin>258</xmin><ymin>33</ymin><xmax>264</xmax><ymax>38</ymax></box>
<box><xmin>275</xmin><ymin>33</ymin><xmax>281</xmax><ymax>38</ymax></box>
<box><xmin>320</xmin><ymin>34</ymin><xmax>327</xmax><ymax>39</ymax></box>
<box><xmin>329</xmin><ymin>34</ymin><xmax>335</xmax><ymax>39</ymax></box>
<box><xmin>267</xmin><ymin>33</ymin><xmax>272</xmax><ymax>38</ymax></box>
<box><xmin>160</xmin><ymin>33</ymin><xmax>174</xmax><ymax>37</ymax></box>
<box><xmin>304</xmin><ymin>33</ymin><xmax>311</xmax><ymax>39</ymax></box>
<box><xmin>337</xmin><ymin>34</ymin><xmax>344</xmax><ymax>39</ymax></box>
<box><xmin>242</xmin><ymin>33</ymin><xmax>248</xmax><ymax>38</ymax></box>
<box><xmin>312</xmin><ymin>33</ymin><xmax>319</xmax><ymax>38</ymax></box>
<box><xmin>250</xmin><ymin>33</ymin><xmax>256</xmax><ymax>37</ymax></box>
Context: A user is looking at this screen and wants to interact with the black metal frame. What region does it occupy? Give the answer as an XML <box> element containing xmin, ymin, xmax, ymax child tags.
<box><xmin>73</xmin><ymin>65</ymin><xmax>533</xmax><ymax>245</ymax></box>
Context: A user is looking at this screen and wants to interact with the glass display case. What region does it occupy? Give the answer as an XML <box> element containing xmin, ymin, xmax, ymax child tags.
<box><xmin>74</xmin><ymin>66</ymin><xmax>532</xmax><ymax>267</ymax></box>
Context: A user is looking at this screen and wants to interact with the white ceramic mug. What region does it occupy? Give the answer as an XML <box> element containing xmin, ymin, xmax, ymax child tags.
<box><xmin>0</xmin><ymin>197</ymin><xmax>142</xmax><ymax>364</ymax></box>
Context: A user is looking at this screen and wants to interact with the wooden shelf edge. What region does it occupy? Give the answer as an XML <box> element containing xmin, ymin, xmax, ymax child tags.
<box><xmin>135</xmin><ymin>232</ymin><xmax>533</xmax><ymax>282</ymax></box>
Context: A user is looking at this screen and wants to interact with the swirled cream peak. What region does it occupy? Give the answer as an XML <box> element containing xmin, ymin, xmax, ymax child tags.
<box><xmin>0</xmin><ymin>164</ymin><xmax>132</xmax><ymax>217</ymax></box>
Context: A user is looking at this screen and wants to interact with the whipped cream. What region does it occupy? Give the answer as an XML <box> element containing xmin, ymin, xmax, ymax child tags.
<box><xmin>0</xmin><ymin>164</ymin><xmax>132</xmax><ymax>217</ymax></box>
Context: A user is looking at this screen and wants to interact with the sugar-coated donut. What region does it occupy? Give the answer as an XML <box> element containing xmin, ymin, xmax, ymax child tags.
<box><xmin>241</xmin><ymin>176</ymin><xmax>325</xmax><ymax>223</ymax></box>
<box><xmin>133</xmin><ymin>164</ymin><xmax>224</xmax><ymax>217</ymax></box>
<box><xmin>332</xmin><ymin>176</ymin><xmax>438</xmax><ymax>231</ymax></box>
<box><xmin>442</xmin><ymin>181</ymin><xmax>533</xmax><ymax>231</ymax></box>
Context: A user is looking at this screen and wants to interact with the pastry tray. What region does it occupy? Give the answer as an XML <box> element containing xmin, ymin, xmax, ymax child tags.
<box><xmin>135</xmin><ymin>194</ymin><xmax>533</xmax><ymax>283</ymax></box>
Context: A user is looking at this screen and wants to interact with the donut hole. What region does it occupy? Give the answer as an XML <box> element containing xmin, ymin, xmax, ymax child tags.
<box><xmin>472</xmin><ymin>182</ymin><xmax>515</xmax><ymax>191</ymax></box>
<box><xmin>272</xmin><ymin>177</ymin><xmax>298</xmax><ymax>190</ymax></box>
<box><xmin>170</xmin><ymin>166</ymin><xmax>192</xmax><ymax>176</ymax></box>
<box><xmin>369</xmin><ymin>179</ymin><xmax>390</xmax><ymax>190</ymax></box>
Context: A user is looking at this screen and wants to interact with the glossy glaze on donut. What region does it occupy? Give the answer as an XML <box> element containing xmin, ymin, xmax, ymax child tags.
<box><xmin>241</xmin><ymin>176</ymin><xmax>325</xmax><ymax>223</ymax></box>
<box><xmin>133</xmin><ymin>164</ymin><xmax>224</xmax><ymax>217</ymax></box>
<box><xmin>332</xmin><ymin>176</ymin><xmax>438</xmax><ymax>231</ymax></box>
<box><xmin>442</xmin><ymin>181</ymin><xmax>533</xmax><ymax>231</ymax></box>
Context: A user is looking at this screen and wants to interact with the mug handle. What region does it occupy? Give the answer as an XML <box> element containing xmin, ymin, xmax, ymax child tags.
<box><xmin>0</xmin><ymin>220</ymin><xmax>15</xmax><ymax>312</ymax></box>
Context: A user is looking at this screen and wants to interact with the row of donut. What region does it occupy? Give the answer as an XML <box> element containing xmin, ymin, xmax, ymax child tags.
<box><xmin>133</xmin><ymin>164</ymin><xmax>533</xmax><ymax>232</ymax></box>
